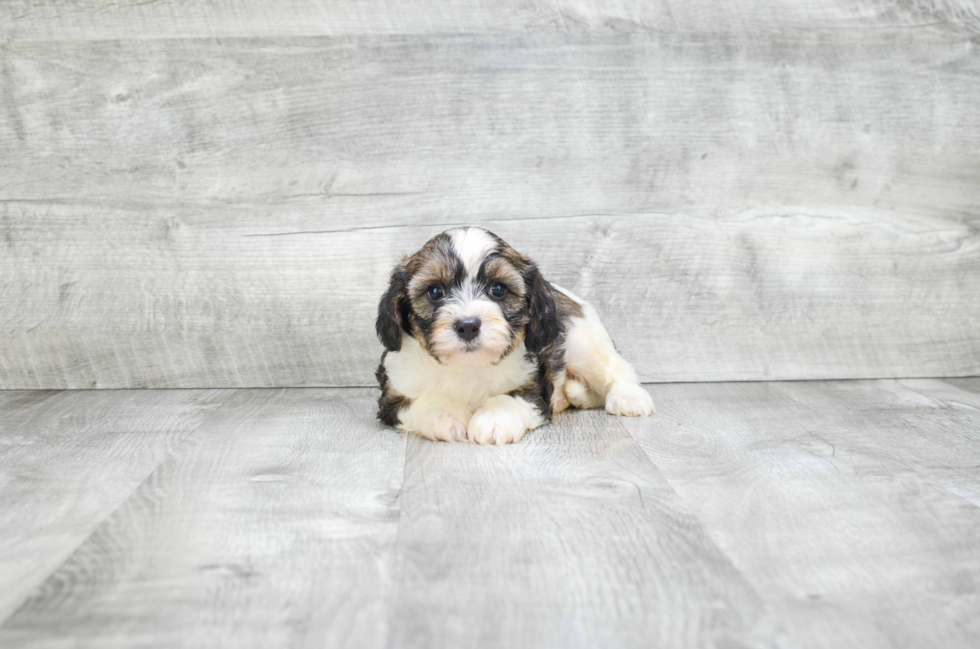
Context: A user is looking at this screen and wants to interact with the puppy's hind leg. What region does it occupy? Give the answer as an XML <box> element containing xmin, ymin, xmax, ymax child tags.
<box><xmin>563</xmin><ymin>377</ymin><xmax>605</xmax><ymax>410</ymax></box>
<box><xmin>560</xmin><ymin>294</ymin><xmax>655</xmax><ymax>417</ymax></box>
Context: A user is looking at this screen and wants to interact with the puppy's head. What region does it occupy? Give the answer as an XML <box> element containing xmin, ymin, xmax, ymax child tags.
<box><xmin>376</xmin><ymin>227</ymin><xmax>560</xmax><ymax>365</ymax></box>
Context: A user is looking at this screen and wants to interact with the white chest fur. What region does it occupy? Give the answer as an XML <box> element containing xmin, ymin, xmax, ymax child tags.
<box><xmin>385</xmin><ymin>336</ymin><xmax>535</xmax><ymax>410</ymax></box>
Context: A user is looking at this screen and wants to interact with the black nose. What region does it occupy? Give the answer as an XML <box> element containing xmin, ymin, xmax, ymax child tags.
<box><xmin>454</xmin><ymin>317</ymin><xmax>481</xmax><ymax>342</ymax></box>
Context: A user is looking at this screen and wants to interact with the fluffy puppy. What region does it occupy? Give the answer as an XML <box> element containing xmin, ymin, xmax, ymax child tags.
<box><xmin>375</xmin><ymin>227</ymin><xmax>654</xmax><ymax>445</ymax></box>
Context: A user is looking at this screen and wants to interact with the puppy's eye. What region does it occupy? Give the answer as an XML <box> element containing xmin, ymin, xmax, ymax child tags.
<box><xmin>427</xmin><ymin>286</ymin><xmax>445</xmax><ymax>301</ymax></box>
<box><xmin>489</xmin><ymin>283</ymin><xmax>507</xmax><ymax>299</ymax></box>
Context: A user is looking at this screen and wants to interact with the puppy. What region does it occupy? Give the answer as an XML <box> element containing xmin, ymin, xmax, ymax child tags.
<box><xmin>375</xmin><ymin>227</ymin><xmax>654</xmax><ymax>445</ymax></box>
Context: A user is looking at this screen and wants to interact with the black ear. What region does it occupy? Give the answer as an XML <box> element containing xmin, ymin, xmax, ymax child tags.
<box><xmin>376</xmin><ymin>264</ymin><xmax>411</xmax><ymax>352</ymax></box>
<box><xmin>523</xmin><ymin>263</ymin><xmax>561</xmax><ymax>353</ymax></box>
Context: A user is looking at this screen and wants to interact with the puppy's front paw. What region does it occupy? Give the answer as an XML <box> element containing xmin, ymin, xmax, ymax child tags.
<box><xmin>417</xmin><ymin>411</ymin><xmax>469</xmax><ymax>442</ymax></box>
<box><xmin>605</xmin><ymin>382</ymin><xmax>655</xmax><ymax>417</ymax></box>
<box><xmin>468</xmin><ymin>406</ymin><xmax>527</xmax><ymax>446</ymax></box>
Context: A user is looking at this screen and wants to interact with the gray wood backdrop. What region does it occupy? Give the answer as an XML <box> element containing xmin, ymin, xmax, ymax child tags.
<box><xmin>1</xmin><ymin>1</ymin><xmax>979</xmax><ymax>389</ymax></box>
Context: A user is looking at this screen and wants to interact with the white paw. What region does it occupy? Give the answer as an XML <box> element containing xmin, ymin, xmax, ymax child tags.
<box><xmin>564</xmin><ymin>378</ymin><xmax>603</xmax><ymax>410</ymax></box>
<box><xmin>467</xmin><ymin>407</ymin><xmax>527</xmax><ymax>446</ymax></box>
<box><xmin>605</xmin><ymin>382</ymin><xmax>655</xmax><ymax>417</ymax></box>
<box><xmin>418</xmin><ymin>411</ymin><xmax>469</xmax><ymax>442</ymax></box>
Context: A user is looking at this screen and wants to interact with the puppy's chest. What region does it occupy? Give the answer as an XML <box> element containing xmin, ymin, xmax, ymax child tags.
<box><xmin>386</xmin><ymin>341</ymin><xmax>536</xmax><ymax>408</ymax></box>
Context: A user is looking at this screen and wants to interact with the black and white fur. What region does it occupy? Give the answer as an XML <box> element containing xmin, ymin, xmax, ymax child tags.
<box><xmin>376</xmin><ymin>227</ymin><xmax>654</xmax><ymax>445</ymax></box>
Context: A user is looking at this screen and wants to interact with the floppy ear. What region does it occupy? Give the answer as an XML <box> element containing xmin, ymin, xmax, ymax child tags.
<box><xmin>376</xmin><ymin>264</ymin><xmax>411</xmax><ymax>352</ymax></box>
<box><xmin>523</xmin><ymin>263</ymin><xmax>561</xmax><ymax>353</ymax></box>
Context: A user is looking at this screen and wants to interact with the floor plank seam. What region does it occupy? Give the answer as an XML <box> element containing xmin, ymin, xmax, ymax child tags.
<box><xmin>381</xmin><ymin>431</ymin><xmax>417</xmax><ymax>649</ymax></box>
<box><xmin>2</xmin><ymin>374</ymin><xmax>978</xmax><ymax>393</ymax></box>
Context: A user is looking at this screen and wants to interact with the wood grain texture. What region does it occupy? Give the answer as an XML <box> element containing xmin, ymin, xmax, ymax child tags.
<box><xmin>2</xmin><ymin>208</ymin><xmax>978</xmax><ymax>389</ymax></box>
<box><xmin>2</xmin><ymin>31</ymin><xmax>979</xmax><ymax>388</ymax></box>
<box><xmin>388</xmin><ymin>408</ymin><xmax>783</xmax><ymax>649</ymax></box>
<box><xmin>942</xmin><ymin>376</ymin><xmax>980</xmax><ymax>398</ymax></box>
<box><xmin>624</xmin><ymin>380</ymin><xmax>980</xmax><ymax>649</ymax></box>
<box><xmin>1</xmin><ymin>0</ymin><xmax>978</xmax><ymax>41</ymax></box>
<box><xmin>3</xmin><ymin>33</ymin><xmax>979</xmax><ymax>209</ymax></box>
<box><xmin>774</xmin><ymin>377</ymin><xmax>980</xmax><ymax>507</ymax></box>
<box><xmin>0</xmin><ymin>388</ymin><xmax>406</xmax><ymax>648</ymax></box>
<box><xmin>3</xmin><ymin>383</ymin><xmax>979</xmax><ymax>646</ymax></box>
<box><xmin>0</xmin><ymin>388</ymin><xmax>229</xmax><ymax>623</ymax></box>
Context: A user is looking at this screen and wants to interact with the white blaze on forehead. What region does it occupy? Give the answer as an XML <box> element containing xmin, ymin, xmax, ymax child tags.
<box><xmin>449</xmin><ymin>227</ymin><xmax>497</xmax><ymax>278</ymax></box>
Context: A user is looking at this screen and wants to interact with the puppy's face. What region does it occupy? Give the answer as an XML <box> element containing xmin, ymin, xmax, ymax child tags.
<box><xmin>377</xmin><ymin>227</ymin><xmax>559</xmax><ymax>365</ymax></box>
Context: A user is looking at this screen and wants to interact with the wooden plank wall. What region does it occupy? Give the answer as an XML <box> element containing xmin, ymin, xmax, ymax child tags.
<box><xmin>1</xmin><ymin>2</ymin><xmax>979</xmax><ymax>388</ymax></box>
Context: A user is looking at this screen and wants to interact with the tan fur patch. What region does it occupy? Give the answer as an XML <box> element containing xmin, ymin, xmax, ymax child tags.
<box><xmin>481</xmin><ymin>256</ymin><xmax>526</xmax><ymax>297</ymax></box>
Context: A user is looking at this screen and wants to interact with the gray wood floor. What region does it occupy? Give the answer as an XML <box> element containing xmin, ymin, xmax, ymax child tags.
<box><xmin>1</xmin><ymin>379</ymin><xmax>978</xmax><ymax>647</ymax></box>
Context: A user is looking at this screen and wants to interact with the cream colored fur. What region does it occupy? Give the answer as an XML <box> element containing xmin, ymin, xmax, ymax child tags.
<box><xmin>387</xmin><ymin>335</ymin><xmax>542</xmax><ymax>444</ymax></box>
<box><xmin>551</xmin><ymin>285</ymin><xmax>655</xmax><ymax>418</ymax></box>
